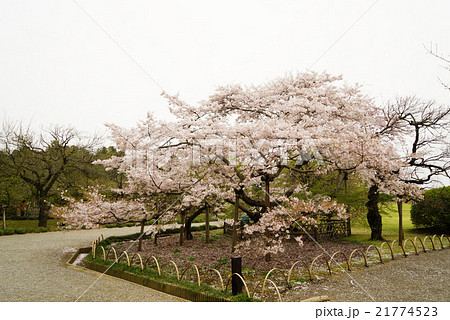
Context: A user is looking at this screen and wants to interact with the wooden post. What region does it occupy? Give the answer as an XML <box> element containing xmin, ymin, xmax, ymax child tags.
<box><xmin>205</xmin><ymin>203</ymin><xmax>210</xmax><ymax>243</ymax></box>
<box><xmin>138</xmin><ymin>216</ymin><xmax>146</xmax><ymax>251</ymax></box>
<box><xmin>397</xmin><ymin>200</ymin><xmax>404</xmax><ymax>243</ymax></box>
<box><xmin>232</xmin><ymin>191</ymin><xmax>239</xmax><ymax>253</ymax></box>
<box><xmin>264</xmin><ymin>178</ymin><xmax>271</xmax><ymax>262</ymax></box>
<box><xmin>231</xmin><ymin>256</ymin><xmax>243</xmax><ymax>295</ymax></box>
<box><xmin>313</xmin><ymin>225</ymin><xmax>318</xmax><ymax>241</ymax></box>
<box><xmin>2</xmin><ymin>206</ymin><xmax>6</xmax><ymax>230</ymax></box>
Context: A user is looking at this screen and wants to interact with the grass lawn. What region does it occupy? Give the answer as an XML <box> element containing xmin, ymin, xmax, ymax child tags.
<box><xmin>343</xmin><ymin>202</ymin><xmax>435</xmax><ymax>246</ymax></box>
<box><xmin>1</xmin><ymin>219</ymin><xmax>61</xmax><ymax>234</ymax></box>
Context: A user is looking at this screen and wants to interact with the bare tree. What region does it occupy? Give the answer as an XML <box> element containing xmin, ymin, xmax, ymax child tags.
<box><xmin>381</xmin><ymin>96</ymin><xmax>450</xmax><ymax>241</ymax></box>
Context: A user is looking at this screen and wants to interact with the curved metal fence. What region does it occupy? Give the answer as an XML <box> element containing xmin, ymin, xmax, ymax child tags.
<box><xmin>90</xmin><ymin>234</ymin><xmax>450</xmax><ymax>302</ymax></box>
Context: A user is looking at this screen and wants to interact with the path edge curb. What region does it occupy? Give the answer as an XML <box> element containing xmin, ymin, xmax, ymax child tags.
<box><xmin>68</xmin><ymin>247</ymin><xmax>230</xmax><ymax>302</ymax></box>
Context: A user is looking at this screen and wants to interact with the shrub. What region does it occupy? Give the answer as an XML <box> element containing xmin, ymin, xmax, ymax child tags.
<box><xmin>14</xmin><ymin>229</ymin><xmax>26</xmax><ymax>234</ymax></box>
<box><xmin>0</xmin><ymin>230</ymin><xmax>3</xmax><ymax>236</ymax></box>
<box><xmin>3</xmin><ymin>229</ymin><xmax>15</xmax><ymax>235</ymax></box>
<box><xmin>5</xmin><ymin>215</ymin><xmax>41</xmax><ymax>221</ymax></box>
<box><xmin>411</xmin><ymin>186</ymin><xmax>450</xmax><ymax>233</ymax></box>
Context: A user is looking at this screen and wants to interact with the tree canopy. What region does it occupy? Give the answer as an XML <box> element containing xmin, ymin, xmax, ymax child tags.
<box><xmin>57</xmin><ymin>71</ymin><xmax>429</xmax><ymax>252</ymax></box>
<box><xmin>0</xmin><ymin>122</ymin><xmax>122</xmax><ymax>227</ymax></box>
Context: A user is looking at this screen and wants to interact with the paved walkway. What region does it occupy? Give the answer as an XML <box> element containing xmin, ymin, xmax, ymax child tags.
<box><xmin>1</xmin><ymin>226</ymin><xmax>448</xmax><ymax>302</ymax></box>
<box><xmin>284</xmin><ymin>247</ymin><xmax>450</xmax><ymax>302</ymax></box>
<box><xmin>0</xmin><ymin>227</ymin><xmax>185</xmax><ymax>301</ymax></box>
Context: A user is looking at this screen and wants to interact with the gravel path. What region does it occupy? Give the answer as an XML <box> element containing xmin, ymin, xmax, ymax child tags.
<box><xmin>0</xmin><ymin>227</ymin><xmax>185</xmax><ymax>302</ymax></box>
<box><xmin>1</xmin><ymin>226</ymin><xmax>448</xmax><ymax>302</ymax></box>
<box><xmin>283</xmin><ymin>248</ymin><xmax>450</xmax><ymax>302</ymax></box>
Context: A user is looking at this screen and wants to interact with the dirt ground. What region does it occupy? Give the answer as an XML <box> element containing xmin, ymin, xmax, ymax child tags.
<box><xmin>113</xmin><ymin>231</ymin><xmax>376</xmax><ymax>301</ymax></box>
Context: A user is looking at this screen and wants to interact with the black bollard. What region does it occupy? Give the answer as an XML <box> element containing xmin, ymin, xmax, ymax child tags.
<box><xmin>231</xmin><ymin>256</ymin><xmax>243</xmax><ymax>295</ymax></box>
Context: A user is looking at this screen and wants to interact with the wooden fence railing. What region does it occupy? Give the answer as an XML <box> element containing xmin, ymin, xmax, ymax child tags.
<box><xmin>290</xmin><ymin>218</ymin><xmax>351</xmax><ymax>241</ymax></box>
<box><xmin>224</xmin><ymin>218</ymin><xmax>351</xmax><ymax>241</ymax></box>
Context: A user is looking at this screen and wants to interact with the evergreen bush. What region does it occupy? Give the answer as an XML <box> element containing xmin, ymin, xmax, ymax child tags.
<box><xmin>411</xmin><ymin>186</ymin><xmax>450</xmax><ymax>233</ymax></box>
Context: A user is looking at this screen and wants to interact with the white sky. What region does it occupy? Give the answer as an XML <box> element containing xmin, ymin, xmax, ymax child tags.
<box><xmin>1</xmin><ymin>0</ymin><xmax>449</xmax><ymax>141</ymax></box>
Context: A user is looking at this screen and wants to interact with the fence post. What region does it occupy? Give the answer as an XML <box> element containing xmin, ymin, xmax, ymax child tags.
<box><xmin>138</xmin><ymin>217</ymin><xmax>146</xmax><ymax>251</ymax></box>
<box><xmin>231</xmin><ymin>256</ymin><xmax>243</xmax><ymax>295</ymax></box>
<box><xmin>205</xmin><ymin>203</ymin><xmax>210</xmax><ymax>243</ymax></box>
<box><xmin>313</xmin><ymin>225</ymin><xmax>318</xmax><ymax>240</ymax></box>
<box><xmin>232</xmin><ymin>191</ymin><xmax>239</xmax><ymax>253</ymax></box>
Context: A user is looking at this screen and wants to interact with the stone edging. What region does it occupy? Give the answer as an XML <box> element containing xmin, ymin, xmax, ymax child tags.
<box><xmin>69</xmin><ymin>247</ymin><xmax>230</xmax><ymax>302</ymax></box>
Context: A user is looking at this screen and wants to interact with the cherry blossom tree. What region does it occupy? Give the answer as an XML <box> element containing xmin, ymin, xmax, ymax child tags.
<box><xmin>52</xmin><ymin>187</ymin><xmax>150</xmax><ymax>229</ymax></box>
<box><xmin>162</xmin><ymin>72</ymin><xmax>388</xmax><ymax>218</ymax></box>
<box><xmin>57</xmin><ymin>71</ymin><xmax>423</xmax><ymax>252</ymax></box>
<box><xmin>158</xmin><ymin>71</ymin><xmax>413</xmax><ymax>247</ymax></box>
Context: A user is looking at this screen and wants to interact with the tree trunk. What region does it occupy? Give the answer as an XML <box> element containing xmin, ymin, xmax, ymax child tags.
<box><xmin>184</xmin><ymin>217</ymin><xmax>194</xmax><ymax>240</ymax></box>
<box><xmin>37</xmin><ymin>196</ymin><xmax>49</xmax><ymax>228</ymax></box>
<box><xmin>265</xmin><ymin>178</ymin><xmax>270</xmax><ymax>211</ymax></box>
<box><xmin>366</xmin><ymin>184</ymin><xmax>383</xmax><ymax>241</ymax></box>
<box><xmin>397</xmin><ymin>200</ymin><xmax>404</xmax><ymax>243</ymax></box>
<box><xmin>184</xmin><ymin>207</ymin><xmax>205</xmax><ymax>240</ymax></box>
<box><xmin>2</xmin><ymin>207</ymin><xmax>6</xmax><ymax>230</ymax></box>
<box><xmin>38</xmin><ymin>210</ymin><xmax>48</xmax><ymax>227</ymax></box>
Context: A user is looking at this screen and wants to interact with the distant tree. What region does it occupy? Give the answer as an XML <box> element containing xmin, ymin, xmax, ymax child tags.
<box><xmin>0</xmin><ymin>152</ymin><xmax>32</xmax><ymax>214</ymax></box>
<box><xmin>54</xmin><ymin>145</ymin><xmax>126</xmax><ymax>202</ymax></box>
<box><xmin>306</xmin><ymin>169</ymin><xmax>368</xmax><ymax>219</ymax></box>
<box><xmin>93</xmin><ymin>146</ymin><xmax>126</xmax><ymax>190</ymax></box>
<box><xmin>0</xmin><ymin>121</ymin><xmax>99</xmax><ymax>227</ymax></box>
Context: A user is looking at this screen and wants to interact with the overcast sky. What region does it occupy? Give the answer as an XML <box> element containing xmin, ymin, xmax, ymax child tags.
<box><xmin>1</xmin><ymin>0</ymin><xmax>449</xmax><ymax>141</ymax></box>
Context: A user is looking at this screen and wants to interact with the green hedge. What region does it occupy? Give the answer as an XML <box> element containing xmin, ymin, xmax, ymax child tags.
<box><xmin>99</xmin><ymin>224</ymin><xmax>221</xmax><ymax>245</ymax></box>
<box><xmin>4</xmin><ymin>215</ymin><xmax>56</xmax><ymax>221</ymax></box>
<box><xmin>2</xmin><ymin>229</ymin><xmax>15</xmax><ymax>235</ymax></box>
<box><xmin>0</xmin><ymin>227</ymin><xmax>49</xmax><ymax>236</ymax></box>
<box><xmin>411</xmin><ymin>186</ymin><xmax>450</xmax><ymax>233</ymax></box>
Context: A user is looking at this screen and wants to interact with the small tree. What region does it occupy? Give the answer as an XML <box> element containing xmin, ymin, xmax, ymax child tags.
<box><xmin>53</xmin><ymin>187</ymin><xmax>151</xmax><ymax>229</ymax></box>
